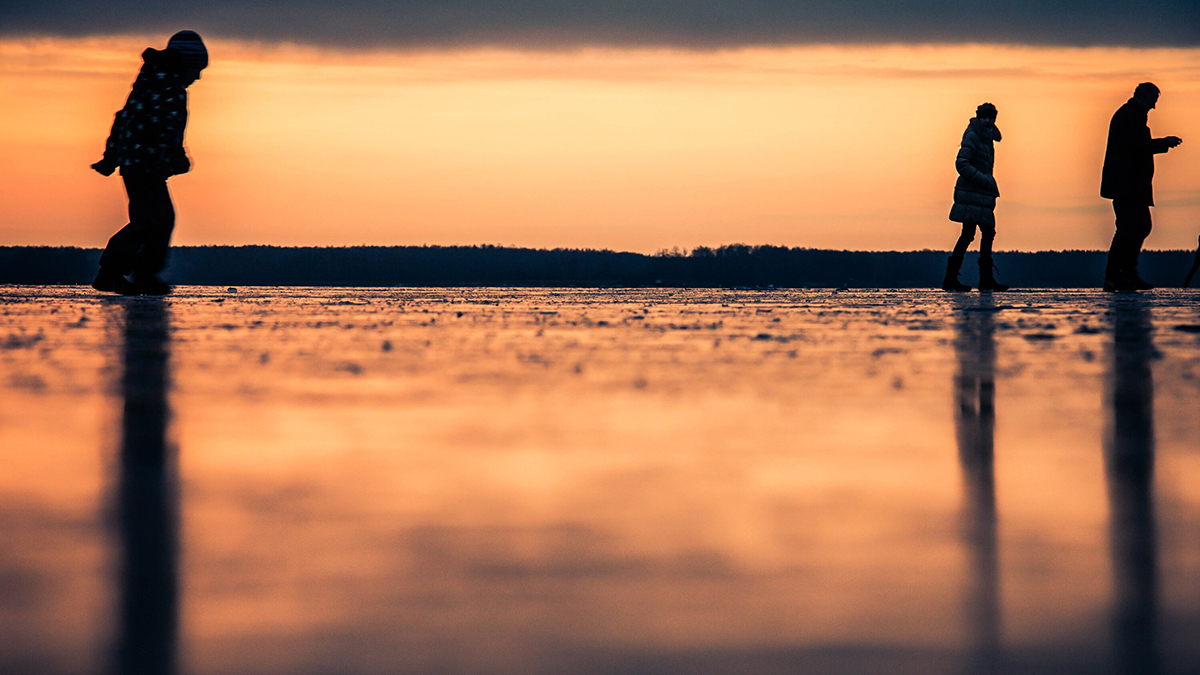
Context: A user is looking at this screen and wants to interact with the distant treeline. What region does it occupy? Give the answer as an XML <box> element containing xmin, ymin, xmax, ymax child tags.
<box><xmin>1</xmin><ymin>244</ymin><xmax>1197</xmax><ymax>288</ymax></box>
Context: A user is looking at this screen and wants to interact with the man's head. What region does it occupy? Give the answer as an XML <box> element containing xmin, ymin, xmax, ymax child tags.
<box><xmin>167</xmin><ymin>30</ymin><xmax>207</xmax><ymax>85</ymax></box>
<box><xmin>1133</xmin><ymin>82</ymin><xmax>1160</xmax><ymax>110</ymax></box>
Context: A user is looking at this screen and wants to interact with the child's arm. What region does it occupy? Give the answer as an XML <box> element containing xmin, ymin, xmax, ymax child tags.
<box><xmin>92</xmin><ymin>106</ymin><xmax>131</xmax><ymax>176</ymax></box>
<box><xmin>155</xmin><ymin>85</ymin><xmax>191</xmax><ymax>175</ymax></box>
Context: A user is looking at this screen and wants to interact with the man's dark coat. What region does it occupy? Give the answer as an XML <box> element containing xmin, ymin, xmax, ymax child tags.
<box><xmin>1101</xmin><ymin>99</ymin><xmax>1172</xmax><ymax>206</ymax></box>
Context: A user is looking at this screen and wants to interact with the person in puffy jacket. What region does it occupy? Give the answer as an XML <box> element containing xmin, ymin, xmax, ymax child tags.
<box><xmin>1100</xmin><ymin>82</ymin><xmax>1183</xmax><ymax>291</ymax></box>
<box><xmin>90</xmin><ymin>31</ymin><xmax>208</xmax><ymax>295</ymax></box>
<box><xmin>944</xmin><ymin>103</ymin><xmax>1008</xmax><ymax>292</ymax></box>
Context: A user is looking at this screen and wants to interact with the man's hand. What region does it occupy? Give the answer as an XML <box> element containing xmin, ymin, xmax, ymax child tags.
<box><xmin>91</xmin><ymin>159</ymin><xmax>117</xmax><ymax>176</ymax></box>
<box><xmin>1165</xmin><ymin>136</ymin><xmax>1183</xmax><ymax>149</ymax></box>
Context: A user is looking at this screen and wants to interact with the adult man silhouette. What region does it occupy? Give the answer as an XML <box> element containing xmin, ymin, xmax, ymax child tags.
<box><xmin>1101</xmin><ymin>83</ymin><xmax>1182</xmax><ymax>292</ymax></box>
<box><xmin>91</xmin><ymin>31</ymin><xmax>208</xmax><ymax>296</ymax></box>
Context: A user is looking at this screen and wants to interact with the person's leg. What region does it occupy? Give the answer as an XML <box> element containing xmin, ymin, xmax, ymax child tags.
<box><xmin>130</xmin><ymin>179</ymin><xmax>175</xmax><ymax>280</ymax></box>
<box><xmin>97</xmin><ymin>224</ymin><xmax>140</xmax><ymax>277</ymax></box>
<box><xmin>98</xmin><ymin>172</ymin><xmax>159</xmax><ymax>277</ymax></box>
<box><xmin>977</xmin><ymin>223</ymin><xmax>1007</xmax><ymax>291</ymax></box>
<box><xmin>952</xmin><ymin>222</ymin><xmax>976</xmax><ymax>260</ymax></box>
<box><xmin>1107</xmin><ymin>200</ymin><xmax>1142</xmax><ymax>281</ymax></box>
<box><xmin>978</xmin><ymin>223</ymin><xmax>995</xmax><ymax>261</ymax></box>
<box><xmin>1106</xmin><ymin>201</ymin><xmax>1127</xmax><ymax>282</ymax></box>
<box><xmin>95</xmin><ymin>171</ymin><xmax>166</xmax><ymax>293</ymax></box>
<box><xmin>1124</xmin><ymin>204</ymin><xmax>1152</xmax><ymax>281</ymax></box>
<box><xmin>944</xmin><ymin>223</ymin><xmax>976</xmax><ymax>291</ymax></box>
<box><xmin>1107</xmin><ymin>200</ymin><xmax>1154</xmax><ymax>289</ymax></box>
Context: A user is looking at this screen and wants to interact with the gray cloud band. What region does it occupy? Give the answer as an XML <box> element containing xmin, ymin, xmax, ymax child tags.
<box><xmin>1</xmin><ymin>1</ymin><xmax>1198</xmax><ymax>48</ymax></box>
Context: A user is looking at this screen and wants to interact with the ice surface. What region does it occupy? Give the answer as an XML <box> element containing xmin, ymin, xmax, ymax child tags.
<box><xmin>1</xmin><ymin>287</ymin><xmax>1199</xmax><ymax>674</ymax></box>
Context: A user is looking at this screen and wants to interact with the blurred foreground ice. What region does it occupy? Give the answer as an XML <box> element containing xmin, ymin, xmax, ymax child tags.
<box><xmin>1</xmin><ymin>287</ymin><xmax>1199</xmax><ymax>675</ymax></box>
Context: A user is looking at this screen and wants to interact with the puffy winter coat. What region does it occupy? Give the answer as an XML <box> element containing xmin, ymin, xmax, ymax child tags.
<box><xmin>948</xmin><ymin>119</ymin><xmax>1002</xmax><ymax>227</ymax></box>
<box><xmin>1100</xmin><ymin>99</ymin><xmax>1172</xmax><ymax>206</ymax></box>
<box><xmin>100</xmin><ymin>48</ymin><xmax>191</xmax><ymax>178</ymax></box>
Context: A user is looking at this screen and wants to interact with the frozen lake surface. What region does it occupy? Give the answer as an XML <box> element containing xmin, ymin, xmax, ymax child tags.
<box><xmin>2</xmin><ymin>286</ymin><xmax>1199</xmax><ymax>675</ymax></box>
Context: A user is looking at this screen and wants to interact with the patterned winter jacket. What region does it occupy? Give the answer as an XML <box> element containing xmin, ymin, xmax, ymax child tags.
<box><xmin>100</xmin><ymin>48</ymin><xmax>191</xmax><ymax>178</ymax></box>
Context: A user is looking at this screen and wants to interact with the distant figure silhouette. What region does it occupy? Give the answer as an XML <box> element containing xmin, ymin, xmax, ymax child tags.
<box><xmin>1101</xmin><ymin>83</ymin><xmax>1183</xmax><ymax>292</ymax></box>
<box><xmin>945</xmin><ymin>103</ymin><xmax>1008</xmax><ymax>292</ymax></box>
<box><xmin>91</xmin><ymin>31</ymin><xmax>208</xmax><ymax>296</ymax></box>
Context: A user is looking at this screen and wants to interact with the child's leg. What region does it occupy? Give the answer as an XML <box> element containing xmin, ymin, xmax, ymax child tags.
<box><xmin>131</xmin><ymin>179</ymin><xmax>176</xmax><ymax>279</ymax></box>
<box><xmin>99</xmin><ymin>171</ymin><xmax>168</xmax><ymax>276</ymax></box>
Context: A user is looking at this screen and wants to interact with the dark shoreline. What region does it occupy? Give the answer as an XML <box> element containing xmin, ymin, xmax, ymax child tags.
<box><xmin>2</xmin><ymin>245</ymin><xmax>1196</xmax><ymax>289</ymax></box>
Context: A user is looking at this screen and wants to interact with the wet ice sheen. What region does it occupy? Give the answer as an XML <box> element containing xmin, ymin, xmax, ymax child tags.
<box><xmin>1</xmin><ymin>287</ymin><xmax>1199</xmax><ymax>675</ymax></box>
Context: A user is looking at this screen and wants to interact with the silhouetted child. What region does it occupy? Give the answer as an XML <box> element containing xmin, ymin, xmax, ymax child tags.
<box><xmin>1101</xmin><ymin>82</ymin><xmax>1183</xmax><ymax>291</ymax></box>
<box><xmin>91</xmin><ymin>31</ymin><xmax>208</xmax><ymax>295</ymax></box>
<box><xmin>944</xmin><ymin>103</ymin><xmax>1008</xmax><ymax>292</ymax></box>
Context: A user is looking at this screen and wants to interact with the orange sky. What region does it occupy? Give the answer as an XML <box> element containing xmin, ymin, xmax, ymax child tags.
<box><xmin>0</xmin><ymin>38</ymin><xmax>1197</xmax><ymax>252</ymax></box>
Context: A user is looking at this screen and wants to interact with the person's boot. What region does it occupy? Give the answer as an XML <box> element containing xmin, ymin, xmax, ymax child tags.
<box><xmin>91</xmin><ymin>268</ymin><xmax>140</xmax><ymax>295</ymax></box>
<box><xmin>977</xmin><ymin>258</ymin><xmax>1009</xmax><ymax>292</ymax></box>
<box><xmin>1112</xmin><ymin>271</ymin><xmax>1153</xmax><ymax>291</ymax></box>
<box><xmin>1103</xmin><ymin>252</ymin><xmax>1121</xmax><ymax>291</ymax></box>
<box><xmin>1103</xmin><ymin>264</ymin><xmax>1121</xmax><ymax>291</ymax></box>
<box><xmin>1126</xmin><ymin>269</ymin><xmax>1154</xmax><ymax>291</ymax></box>
<box><xmin>942</xmin><ymin>256</ymin><xmax>971</xmax><ymax>291</ymax></box>
<box><xmin>1104</xmin><ymin>269</ymin><xmax>1138</xmax><ymax>292</ymax></box>
<box><xmin>131</xmin><ymin>272</ymin><xmax>173</xmax><ymax>296</ymax></box>
<box><xmin>1103</xmin><ymin>265</ymin><xmax>1126</xmax><ymax>291</ymax></box>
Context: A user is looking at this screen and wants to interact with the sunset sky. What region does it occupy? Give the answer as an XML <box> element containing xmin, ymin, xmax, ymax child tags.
<box><xmin>1</xmin><ymin>2</ymin><xmax>1198</xmax><ymax>252</ymax></box>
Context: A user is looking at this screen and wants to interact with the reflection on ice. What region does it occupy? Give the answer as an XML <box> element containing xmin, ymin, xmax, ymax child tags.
<box><xmin>1104</xmin><ymin>297</ymin><xmax>1159</xmax><ymax>675</ymax></box>
<box><xmin>113</xmin><ymin>299</ymin><xmax>177</xmax><ymax>675</ymax></box>
<box><xmin>953</xmin><ymin>295</ymin><xmax>1001</xmax><ymax>674</ymax></box>
<box><xmin>0</xmin><ymin>287</ymin><xmax>1198</xmax><ymax>675</ymax></box>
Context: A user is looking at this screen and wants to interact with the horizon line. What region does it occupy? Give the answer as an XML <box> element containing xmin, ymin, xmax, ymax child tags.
<box><xmin>3</xmin><ymin>244</ymin><xmax>1198</xmax><ymax>255</ymax></box>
